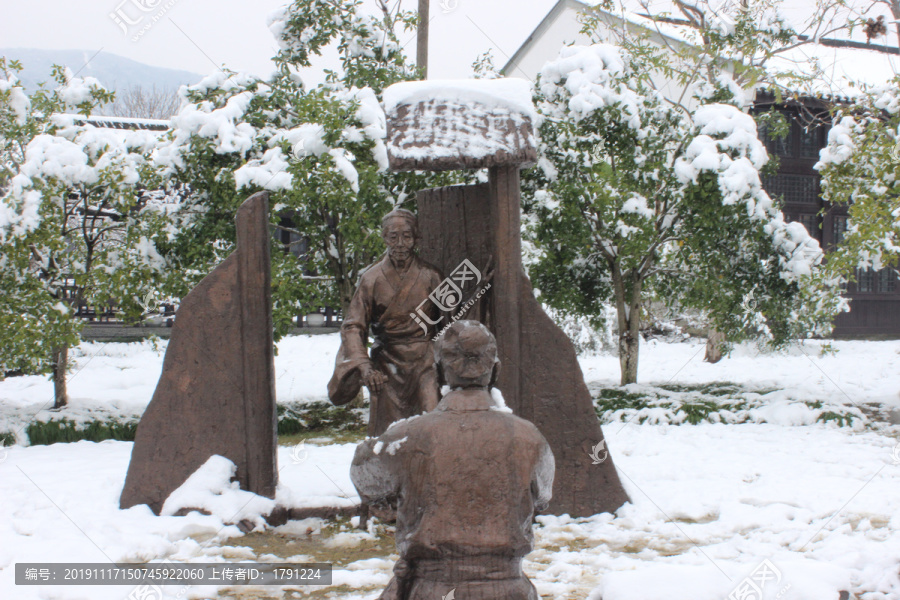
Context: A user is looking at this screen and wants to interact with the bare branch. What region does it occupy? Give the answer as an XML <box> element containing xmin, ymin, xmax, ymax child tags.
<box><xmin>104</xmin><ymin>85</ymin><xmax>181</xmax><ymax>120</ymax></box>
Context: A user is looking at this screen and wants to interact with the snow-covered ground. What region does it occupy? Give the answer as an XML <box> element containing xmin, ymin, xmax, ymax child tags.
<box><xmin>1</xmin><ymin>334</ymin><xmax>899</xmax><ymax>599</ymax></box>
<box><xmin>0</xmin><ymin>334</ymin><xmax>342</xmax><ymax>437</ymax></box>
<box><xmin>2</xmin><ymin>335</ymin><xmax>897</xmax><ymax>429</ymax></box>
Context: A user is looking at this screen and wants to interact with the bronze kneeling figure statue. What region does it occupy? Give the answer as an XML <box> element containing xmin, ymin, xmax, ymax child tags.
<box><xmin>350</xmin><ymin>320</ymin><xmax>555</xmax><ymax>600</ymax></box>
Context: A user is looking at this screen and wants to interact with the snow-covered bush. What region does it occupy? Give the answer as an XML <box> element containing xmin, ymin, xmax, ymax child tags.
<box><xmin>525</xmin><ymin>37</ymin><xmax>846</xmax><ymax>385</ymax></box>
<box><xmin>1</xmin><ymin>60</ymin><xmax>168</xmax><ymax>406</ymax></box>
<box><xmin>151</xmin><ymin>0</ymin><xmax>466</xmax><ymax>335</ymax></box>
<box><xmin>816</xmin><ymin>78</ymin><xmax>900</xmax><ymax>288</ymax></box>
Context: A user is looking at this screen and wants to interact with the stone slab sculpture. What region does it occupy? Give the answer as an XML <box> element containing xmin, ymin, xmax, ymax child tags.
<box><xmin>384</xmin><ymin>78</ymin><xmax>629</xmax><ymax>517</ymax></box>
<box><xmin>120</xmin><ymin>191</ymin><xmax>278</xmax><ymax>514</ymax></box>
<box><xmin>351</xmin><ymin>321</ymin><xmax>554</xmax><ymax>600</ymax></box>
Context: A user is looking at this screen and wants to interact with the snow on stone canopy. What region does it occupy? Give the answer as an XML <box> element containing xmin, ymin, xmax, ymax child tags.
<box><xmin>384</xmin><ymin>78</ymin><xmax>538</xmax><ymax>171</ymax></box>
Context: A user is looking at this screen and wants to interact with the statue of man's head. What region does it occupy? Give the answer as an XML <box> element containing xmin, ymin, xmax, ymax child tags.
<box><xmin>434</xmin><ymin>320</ymin><xmax>500</xmax><ymax>389</ymax></box>
<box><xmin>381</xmin><ymin>209</ymin><xmax>418</xmax><ymax>265</ymax></box>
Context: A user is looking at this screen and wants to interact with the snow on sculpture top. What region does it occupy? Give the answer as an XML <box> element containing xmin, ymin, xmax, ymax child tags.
<box><xmin>384</xmin><ymin>78</ymin><xmax>538</xmax><ymax>171</ymax></box>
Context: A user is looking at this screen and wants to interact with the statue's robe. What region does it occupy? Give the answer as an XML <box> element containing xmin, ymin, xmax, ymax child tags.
<box><xmin>328</xmin><ymin>254</ymin><xmax>444</xmax><ymax>435</ymax></box>
<box><xmin>350</xmin><ymin>388</ymin><xmax>555</xmax><ymax>600</ymax></box>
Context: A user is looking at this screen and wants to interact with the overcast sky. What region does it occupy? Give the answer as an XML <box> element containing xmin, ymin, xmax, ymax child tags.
<box><xmin>0</xmin><ymin>0</ymin><xmax>559</xmax><ymax>84</ymax></box>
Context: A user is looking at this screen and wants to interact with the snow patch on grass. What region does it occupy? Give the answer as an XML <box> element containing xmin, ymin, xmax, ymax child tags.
<box><xmin>593</xmin><ymin>382</ymin><xmax>865</xmax><ymax>427</ymax></box>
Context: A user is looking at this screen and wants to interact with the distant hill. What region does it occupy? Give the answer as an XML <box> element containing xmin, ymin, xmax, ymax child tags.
<box><xmin>0</xmin><ymin>48</ymin><xmax>202</xmax><ymax>95</ymax></box>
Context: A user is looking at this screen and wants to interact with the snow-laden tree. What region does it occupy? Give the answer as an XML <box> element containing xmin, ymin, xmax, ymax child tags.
<box><xmin>816</xmin><ymin>78</ymin><xmax>900</xmax><ymax>289</ymax></box>
<box><xmin>526</xmin><ymin>40</ymin><xmax>846</xmax><ymax>385</ymax></box>
<box><xmin>1</xmin><ymin>59</ymin><xmax>66</xmax><ymax>195</ymax></box>
<box><xmin>1</xmin><ymin>60</ymin><xmax>168</xmax><ymax>407</ymax></box>
<box><xmin>152</xmin><ymin>0</ymin><xmax>464</xmax><ymax>335</ymax></box>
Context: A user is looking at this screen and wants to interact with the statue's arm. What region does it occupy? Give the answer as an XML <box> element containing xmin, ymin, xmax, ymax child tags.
<box><xmin>349</xmin><ymin>433</ymin><xmax>403</xmax><ymax>505</ymax></box>
<box><xmin>531</xmin><ymin>438</ymin><xmax>555</xmax><ymax>514</ymax></box>
<box><xmin>341</xmin><ymin>276</ymin><xmax>374</xmax><ymax>369</ymax></box>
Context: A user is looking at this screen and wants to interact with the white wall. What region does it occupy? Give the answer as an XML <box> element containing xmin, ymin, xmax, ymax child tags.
<box><xmin>504</xmin><ymin>1</ymin><xmax>709</xmax><ymax>113</ymax></box>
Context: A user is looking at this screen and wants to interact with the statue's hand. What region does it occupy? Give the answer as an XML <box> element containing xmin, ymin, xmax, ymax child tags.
<box><xmin>361</xmin><ymin>364</ymin><xmax>388</xmax><ymax>394</ymax></box>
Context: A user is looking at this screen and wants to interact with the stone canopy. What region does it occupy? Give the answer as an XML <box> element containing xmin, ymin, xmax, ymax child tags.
<box><xmin>384</xmin><ymin>78</ymin><xmax>538</xmax><ymax>171</ymax></box>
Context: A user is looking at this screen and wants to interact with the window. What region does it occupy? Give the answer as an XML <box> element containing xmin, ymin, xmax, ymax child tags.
<box><xmin>757</xmin><ymin>111</ymin><xmax>825</xmax><ymax>160</ymax></box>
<box><xmin>763</xmin><ymin>174</ymin><xmax>818</xmax><ymax>205</ymax></box>
<box><xmin>796</xmin><ymin>213</ymin><xmax>820</xmax><ymax>240</ymax></box>
<box><xmin>799</xmin><ymin>124</ymin><xmax>822</xmax><ymax>159</ymax></box>
<box><xmin>856</xmin><ymin>267</ymin><xmax>897</xmax><ymax>293</ymax></box>
<box><xmin>758</xmin><ymin>119</ymin><xmax>792</xmax><ymax>157</ymax></box>
<box><xmin>831</xmin><ymin>217</ymin><xmax>896</xmax><ymax>292</ymax></box>
<box><xmin>832</xmin><ymin>215</ymin><xmax>847</xmax><ymax>246</ymax></box>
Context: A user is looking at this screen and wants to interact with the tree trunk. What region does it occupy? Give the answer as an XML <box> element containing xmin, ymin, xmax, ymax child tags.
<box><xmin>619</xmin><ymin>305</ymin><xmax>641</xmax><ymax>385</ymax></box>
<box><xmin>613</xmin><ymin>269</ymin><xmax>642</xmax><ymax>385</ymax></box>
<box><xmin>705</xmin><ymin>329</ymin><xmax>726</xmax><ymax>363</ymax></box>
<box><xmin>52</xmin><ymin>343</ymin><xmax>69</xmax><ymax>409</ymax></box>
<box><xmin>892</xmin><ymin>0</ymin><xmax>900</xmax><ymax>48</ymax></box>
<box><xmin>618</xmin><ymin>315</ymin><xmax>641</xmax><ymax>385</ymax></box>
<box><xmin>338</xmin><ymin>278</ymin><xmax>354</xmax><ymax>321</ymax></box>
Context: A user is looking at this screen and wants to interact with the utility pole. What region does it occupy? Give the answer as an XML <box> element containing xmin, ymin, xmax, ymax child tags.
<box><xmin>417</xmin><ymin>0</ymin><xmax>429</xmax><ymax>78</ymax></box>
